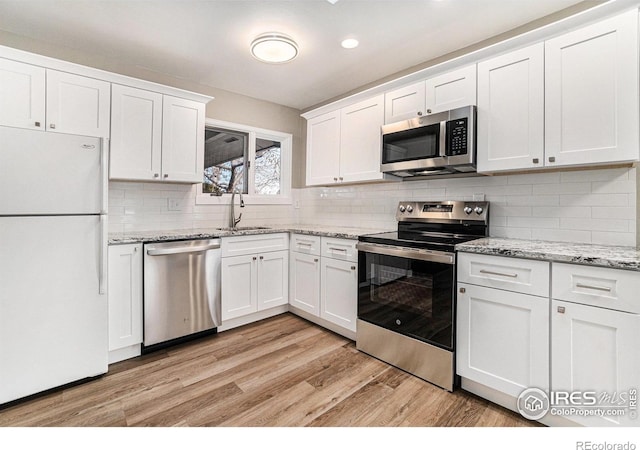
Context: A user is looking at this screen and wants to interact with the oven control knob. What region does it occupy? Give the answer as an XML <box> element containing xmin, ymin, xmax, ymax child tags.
<box><xmin>474</xmin><ymin>206</ymin><xmax>484</xmax><ymax>215</ymax></box>
<box><xmin>399</xmin><ymin>205</ymin><xmax>406</xmax><ymax>213</ymax></box>
<box><xmin>463</xmin><ymin>206</ymin><xmax>473</xmax><ymax>215</ymax></box>
<box><xmin>406</xmin><ymin>205</ymin><xmax>413</xmax><ymax>213</ymax></box>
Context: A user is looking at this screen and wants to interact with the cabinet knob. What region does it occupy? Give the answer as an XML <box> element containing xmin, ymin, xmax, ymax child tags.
<box><xmin>259</xmin><ymin>256</ymin><xmax>264</xmax><ymax>260</ymax></box>
<box><xmin>134</xmin><ymin>247</ymin><xmax>138</xmax><ymax>252</ymax></box>
<box><xmin>314</xmin><ymin>258</ymin><xmax>318</xmax><ymax>262</ymax></box>
<box><xmin>34</xmin><ymin>121</ymin><xmax>41</xmax><ymax>127</ymax></box>
<box><xmin>252</xmin><ymin>256</ymin><xmax>257</xmax><ymax>261</ymax></box>
<box><xmin>548</xmin><ymin>156</ymin><xmax>556</xmax><ymax>163</ymax></box>
<box><xmin>459</xmin><ymin>287</ymin><xmax>466</xmax><ymax>293</ymax></box>
<box><xmin>339</xmin><ymin>177</ymin><xmax>343</xmax><ymax>181</ymax></box>
<box><xmin>163</xmin><ymin>174</ymin><xmax>169</xmax><ymax>178</ymax></box>
<box><xmin>557</xmin><ymin>306</ymin><xmax>565</xmax><ymax>314</ymax></box>
<box><xmin>351</xmin><ymin>266</ymin><xmax>356</xmax><ymax>271</ymax></box>
<box><xmin>426</xmin><ymin>109</ymin><xmax>432</xmax><ymax>114</ymax></box>
<box><xmin>153</xmin><ymin>173</ymin><xmax>159</xmax><ymax>178</ymax></box>
<box><xmin>417</xmin><ymin>111</ymin><xmax>423</xmax><ymax>116</ymax></box>
<box><xmin>49</xmin><ymin>124</ymin><xmax>56</xmax><ymax>129</ymax></box>
<box><xmin>333</xmin><ymin>177</ymin><xmax>338</xmax><ymax>182</ymax></box>
<box><xmin>532</xmin><ymin>158</ymin><xmax>539</xmax><ymax>164</ymax></box>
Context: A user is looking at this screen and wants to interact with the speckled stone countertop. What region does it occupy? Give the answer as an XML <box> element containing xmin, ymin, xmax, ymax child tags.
<box><xmin>456</xmin><ymin>237</ymin><xmax>640</xmax><ymax>272</ymax></box>
<box><xmin>108</xmin><ymin>224</ymin><xmax>391</xmax><ymax>245</ymax></box>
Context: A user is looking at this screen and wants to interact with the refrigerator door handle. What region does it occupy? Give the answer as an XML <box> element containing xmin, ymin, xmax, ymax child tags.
<box><xmin>101</xmin><ymin>138</ymin><xmax>109</xmax><ymax>215</ymax></box>
<box><xmin>99</xmin><ymin>215</ymin><xmax>108</xmax><ymax>295</ymax></box>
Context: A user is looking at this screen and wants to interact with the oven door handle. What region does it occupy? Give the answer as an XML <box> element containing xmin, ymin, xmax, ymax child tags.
<box><xmin>356</xmin><ymin>242</ymin><xmax>455</xmax><ymax>265</ymax></box>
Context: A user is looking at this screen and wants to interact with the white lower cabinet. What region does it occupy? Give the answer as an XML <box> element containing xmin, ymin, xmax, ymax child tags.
<box><xmin>458</xmin><ymin>251</ymin><xmax>640</xmax><ymax>427</ymax></box>
<box><xmin>289</xmin><ymin>251</ymin><xmax>320</xmax><ymax>315</ymax></box>
<box><xmin>107</xmin><ymin>243</ymin><xmax>143</xmax><ymax>364</ymax></box>
<box><xmin>551</xmin><ymin>299</ymin><xmax>640</xmax><ymax>427</ymax></box>
<box><xmin>221</xmin><ymin>234</ymin><xmax>289</xmax><ymax>324</ymax></box>
<box><xmin>288</xmin><ymin>234</ymin><xmax>357</xmax><ymax>339</ymax></box>
<box><xmin>457</xmin><ymin>283</ymin><xmax>549</xmax><ymax>397</ymax></box>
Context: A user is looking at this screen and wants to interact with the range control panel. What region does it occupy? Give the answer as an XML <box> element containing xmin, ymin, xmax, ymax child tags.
<box><xmin>396</xmin><ymin>200</ymin><xmax>489</xmax><ymax>223</ymax></box>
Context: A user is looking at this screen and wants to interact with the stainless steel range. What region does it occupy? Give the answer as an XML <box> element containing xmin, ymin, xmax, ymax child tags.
<box><xmin>356</xmin><ymin>200</ymin><xmax>489</xmax><ymax>391</ymax></box>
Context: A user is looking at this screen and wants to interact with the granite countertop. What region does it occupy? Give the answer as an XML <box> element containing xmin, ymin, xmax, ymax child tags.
<box><xmin>456</xmin><ymin>237</ymin><xmax>640</xmax><ymax>272</ymax></box>
<box><xmin>108</xmin><ymin>224</ymin><xmax>391</xmax><ymax>245</ymax></box>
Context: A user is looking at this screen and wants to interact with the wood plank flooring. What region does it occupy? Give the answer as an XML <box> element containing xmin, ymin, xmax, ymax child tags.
<box><xmin>0</xmin><ymin>313</ymin><xmax>538</xmax><ymax>427</ymax></box>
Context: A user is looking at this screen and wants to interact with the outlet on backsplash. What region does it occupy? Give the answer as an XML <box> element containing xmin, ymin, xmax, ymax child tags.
<box><xmin>168</xmin><ymin>199</ymin><xmax>183</xmax><ymax>211</ymax></box>
<box><xmin>473</xmin><ymin>193</ymin><xmax>485</xmax><ymax>201</ymax></box>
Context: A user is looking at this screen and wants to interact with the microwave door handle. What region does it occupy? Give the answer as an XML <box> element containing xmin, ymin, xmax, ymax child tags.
<box><xmin>439</xmin><ymin>121</ymin><xmax>447</xmax><ymax>157</ymax></box>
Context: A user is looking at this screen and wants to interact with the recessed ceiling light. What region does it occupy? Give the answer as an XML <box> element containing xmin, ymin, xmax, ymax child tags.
<box><xmin>341</xmin><ymin>38</ymin><xmax>359</xmax><ymax>49</ymax></box>
<box><xmin>250</xmin><ymin>33</ymin><xmax>299</xmax><ymax>64</ymax></box>
<box><xmin>327</xmin><ymin>0</ymin><xmax>339</xmax><ymax>4</ymax></box>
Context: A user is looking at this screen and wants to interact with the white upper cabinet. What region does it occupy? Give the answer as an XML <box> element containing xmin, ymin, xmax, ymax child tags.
<box><xmin>339</xmin><ymin>94</ymin><xmax>385</xmax><ymax>183</ymax></box>
<box><xmin>305</xmin><ymin>110</ymin><xmax>341</xmax><ymax>186</ymax></box>
<box><xmin>477</xmin><ymin>43</ymin><xmax>545</xmax><ymax>173</ymax></box>
<box><xmin>110</xmin><ymin>89</ymin><xmax>205</xmax><ymax>183</ymax></box>
<box><xmin>384</xmin><ymin>81</ymin><xmax>426</xmax><ymax>123</ymax></box>
<box><xmin>110</xmin><ymin>85</ymin><xmax>163</xmax><ymax>180</ymax></box>
<box><xmin>0</xmin><ymin>58</ymin><xmax>45</xmax><ymax>130</ymax></box>
<box><xmin>161</xmin><ymin>96</ymin><xmax>205</xmax><ymax>183</ymax></box>
<box><xmin>46</xmin><ymin>70</ymin><xmax>111</xmax><ymax>138</ymax></box>
<box><xmin>383</xmin><ymin>65</ymin><xmax>476</xmax><ymax>124</ymax></box>
<box><xmin>545</xmin><ymin>10</ymin><xmax>639</xmax><ymax>167</ymax></box>
<box><xmin>306</xmin><ymin>95</ymin><xmax>386</xmax><ymax>186</ymax></box>
<box><xmin>425</xmin><ymin>64</ymin><xmax>476</xmax><ymax>114</ymax></box>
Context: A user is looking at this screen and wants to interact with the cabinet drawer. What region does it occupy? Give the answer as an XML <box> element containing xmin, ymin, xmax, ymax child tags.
<box><xmin>221</xmin><ymin>233</ymin><xmax>289</xmax><ymax>258</ymax></box>
<box><xmin>290</xmin><ymin>234</ymin><xmax>321</xmax><ymax>256</ymax></box>
<box><xmin>552</xmin><ymin>263</ymin><xmax>640</xmax><ymax>314</ymax></box>
<box><xmin>321</xmin><ymin>237</ymin><xmax>358</xmax><ymax>262</ymax></box>
<box><xmin>458</xmin><ymin>252</ymin><xmax>549</xmax><ymax>297</ymax></box>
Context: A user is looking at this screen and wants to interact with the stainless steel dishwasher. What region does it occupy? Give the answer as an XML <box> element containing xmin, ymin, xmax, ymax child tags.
<box><xmin>143</xmin><ymin>239</ymin><xmax>221</xmax><ymax>348</ymax></box>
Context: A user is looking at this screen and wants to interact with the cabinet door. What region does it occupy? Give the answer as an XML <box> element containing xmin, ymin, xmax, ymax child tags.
<box><xmin>0</xmin><ymin>58</ymin><xmax>45</xmax><ymax>130</ymax></box>
<box><xmin>339</xmin><ymin>94</ymin><xmax>385</xmax><ymax>183</ymax></box>
<box><xmin>552</xmin><ymin>300</ymin><xmax>640</xmax><ymax>427</ymax></box>
<box><xmin>477</xmin><ymin>43</ymin><xmax>544</xmax><ymax>172</ymax></box>
<box><xmin>457</xmin><ymin>283</ymin><xmax>549</xmax><ymax>397</ymax></box>
<box><xmin>161</xmin><ymin>95</ymin><xmax>205</xmax><ymax>183</ymax></box>
<box><xmin>425</xmin><ymin>64</ymin><xmax>476</xmax><ymax>114</ymax></box>
<box><xmin>221</xmin><ymin>254</ymin><xmax>257</xmax><ymax>320</ymax></box>
<box><xmin>107</xmin><ymin>244</ymin><xmax>143</xmax><ymax>351</ymax></box>
<box><xmin>110</xmin><ymin>85</ymin><xmax>163</xmax><ymax>181</ymax></box>
<box><xmin>46</xmin><ymin>70</ymin><xmax>110</xmax><ymax>138</ymax></box>
<box><xmin>545</xmin><ymin>11</ymin><xmax>639</xmax><ymax>167</ymax></box>
<box><xmin>320</xmin><ymin>258</ymin><xmax>357</xmax><ymax>332</ymax></box>
<box><xmin>384</xmin><ymin>82</ymin><xmax>426</xmax><ymax>123</ymax></box>
<box><xmin>306</xmin><ymin>110</ymin><xmax>340</xmax><ymax>186</ymax></box>
<box><xmin>257</xmin><ymin>250</ymin><xmax>289</xmax><ymax>310</ymax></box>
<box><xmin>289</xmin><ymin>251</ymin><xmax>320</xmax><ymax>315</ymax></box>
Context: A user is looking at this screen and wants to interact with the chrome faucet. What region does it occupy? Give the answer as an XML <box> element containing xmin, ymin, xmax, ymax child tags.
<box><xmin>229</xmin><ymin>189</ymin><xmax>244</xmax><ymax>229</ymax></box>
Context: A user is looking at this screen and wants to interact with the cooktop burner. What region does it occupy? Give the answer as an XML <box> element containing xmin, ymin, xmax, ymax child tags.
<box><xmin>359</xmin><ymin>200</ymin><xmax>490</xmax><ymax>251</ymax></box>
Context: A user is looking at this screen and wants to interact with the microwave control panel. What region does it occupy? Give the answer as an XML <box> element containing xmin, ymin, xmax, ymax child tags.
<box><xmin>446</xmin><ymin>118</ymin><xmax>468</xmax><ymax>156</ymax></box>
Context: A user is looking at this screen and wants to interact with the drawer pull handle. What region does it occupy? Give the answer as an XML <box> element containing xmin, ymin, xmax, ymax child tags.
<box><xmin>576</xmin><ymin>283</ymin><xmax>611</xmax><ymax>293</ymax></box>
<box><xmin>479</xmin><ymin>269</ymin><xmax>518</xmax><ymax>278</ymax></box>
<box><xmin>329</xmin><ymin>247</ymin><xmax>347</xmax><ymax>252</ymax></box>
<box><xmin>459</xmin><ymin>287</ymin><xmax>466</xmax><ymax>294</ymax></box>
<box><xmin>557</xmin><ymin>306</ymin><xmax>565</xmax><ymax>314</ymax></box>
<box><xmin>297</xmin><ymin>242</ymin><xmax>313</xmax><ymax>247</ymax></box>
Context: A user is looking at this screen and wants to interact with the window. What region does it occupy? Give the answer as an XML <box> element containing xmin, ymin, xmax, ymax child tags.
<box><xmin>197</xmin><ymin>119</ymin><xmax>292</xmax><ymax>205</ymax></box>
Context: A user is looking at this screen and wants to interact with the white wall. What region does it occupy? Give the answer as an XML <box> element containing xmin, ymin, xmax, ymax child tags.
<box><xmin>294</xmin><ymin>167</ymin><xmax>637</xmax><ymax>247</ymax></box>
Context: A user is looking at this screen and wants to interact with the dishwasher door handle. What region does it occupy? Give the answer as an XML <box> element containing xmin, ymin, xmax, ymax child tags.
<box><xmin>146</xmin><ymin>242</ymin><xmax>220</xmax><ymax>256</ymax></box>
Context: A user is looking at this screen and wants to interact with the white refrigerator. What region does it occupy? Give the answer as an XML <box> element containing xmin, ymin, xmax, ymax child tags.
<box><xmin>0</xmin><ymin>125</ymin><xmax>108</xmax><ymax>404</ymax></box>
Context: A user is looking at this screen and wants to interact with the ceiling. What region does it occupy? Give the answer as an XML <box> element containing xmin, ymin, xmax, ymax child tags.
<box><xmin>0</xmin><ymin>0</ymin><xmax>588</xmax><ymax>110</ymax></box>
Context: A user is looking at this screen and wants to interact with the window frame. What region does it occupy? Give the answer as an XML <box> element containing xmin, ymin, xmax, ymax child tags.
<box><xmin>196</xmin><ymin>118</ymin><xmax>292</xmax><ymax>206</ymax></box>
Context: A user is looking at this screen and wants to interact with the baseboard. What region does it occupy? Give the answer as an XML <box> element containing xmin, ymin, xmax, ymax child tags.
<box><xmin>288</xmin><ymin>305</ymin><xmax>355</xmax><ymax>340</ymax></box>
<box><xmin>218</xmin><ymin>305</ymin><xmax>289</xmax><ymax>332</ymax></box>
<box><xmin>108</xmin><ymin>344</ymin><xmax>141</xmax><ymax>364</ymax></box>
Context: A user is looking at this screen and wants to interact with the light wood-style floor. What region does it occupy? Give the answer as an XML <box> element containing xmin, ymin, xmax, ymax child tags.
<box><xmin>0</xmin><ymin>313</ymin><xmax>538</xmax><ymax>427</ymax></box>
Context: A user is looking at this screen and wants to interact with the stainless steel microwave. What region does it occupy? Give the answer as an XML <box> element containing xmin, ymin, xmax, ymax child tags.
<box><xmin>380</xmin><ymin>105</ymin><xmax>476</xmax><ymax>178</ymax></box>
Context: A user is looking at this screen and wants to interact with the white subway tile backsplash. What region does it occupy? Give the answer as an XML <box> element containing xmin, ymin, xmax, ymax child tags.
<box><xmin>108</xmin><ymin>166</ymin><xmax>636</xmax><ymax>246</ymax></box>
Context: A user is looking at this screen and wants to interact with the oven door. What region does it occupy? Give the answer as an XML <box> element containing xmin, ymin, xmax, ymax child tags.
<box><xmin>357</xmin><ymin>243</ymin><xmax>455</xmax><ymax>350</ymax></box>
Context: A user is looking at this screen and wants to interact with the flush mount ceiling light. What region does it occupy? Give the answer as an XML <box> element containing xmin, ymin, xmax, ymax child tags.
<box><xmin>341</xmin><ymin>38</ymin><xmax>359</xmax><ymax>49</ymax></box>
<box><xmin>250</xmin><ymin>33</ymin><xmax>299</xmax><ymax>64</ymax></box>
